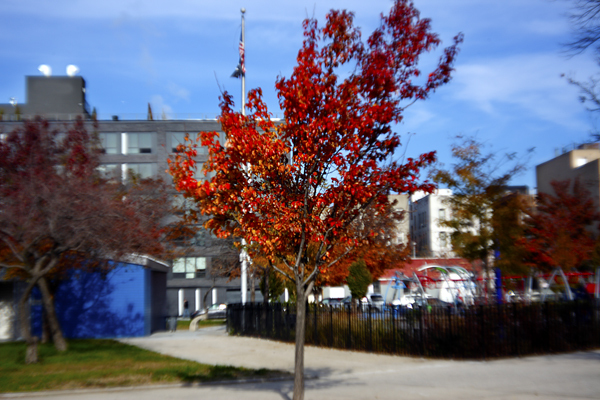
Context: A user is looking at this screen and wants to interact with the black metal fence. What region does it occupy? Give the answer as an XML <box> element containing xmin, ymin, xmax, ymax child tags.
<box><xmin>227</xmin><ymin>301</ymin><xmax>600</xmax><ymax>359</ymax></box>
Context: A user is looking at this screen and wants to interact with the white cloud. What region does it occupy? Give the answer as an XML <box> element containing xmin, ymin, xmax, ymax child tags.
<box><xmin>150</xmin><ymin>94</ymin><xmax>173</xmax><ymax>118</ymax></box>
<box><xmin>452</xmin><ymin>52</ymin><xmax>596</xmax><ymax>127</ymax></box>
<box><xmin>167</xmin><ymin>82</ymin><xmax>191</xmax><ymax>102</ymax></box>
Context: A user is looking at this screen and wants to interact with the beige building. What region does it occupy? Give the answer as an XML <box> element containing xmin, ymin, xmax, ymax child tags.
<box><xmin>388</xmin><ymin>194</ymin><xmax>410</xmax><ymax>246</ymax></box>
<box><xmin>409</xmin><ymin>189</ymin><xmax>455</xmax><ymax>258</ymax></box>
<box><xmin>536</xmin><ymin>143</ymin><xmax>600</xmax><ymax>210</ymax></box>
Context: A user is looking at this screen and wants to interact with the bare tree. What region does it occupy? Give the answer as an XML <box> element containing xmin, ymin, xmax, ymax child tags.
<box><xmin>565</xmin><ymin>0</ymin><xmax>600</xmax><ymax>55</ymax></box>
<box><xmin>563</xmin><ymin>0</ymin><xmax>600</xmax><ymax>131</ymax></box>
<box><xmin>0</xmin><ymin>118</ymin><xmax>172</xmax><ymax>363</ymax></box>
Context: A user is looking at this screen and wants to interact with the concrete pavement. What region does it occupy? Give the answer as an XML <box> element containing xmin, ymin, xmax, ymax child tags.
<box><xmin>3</xmin><ymin>325</ymin><xmax>600</xmax><ymax>399</ymax></box>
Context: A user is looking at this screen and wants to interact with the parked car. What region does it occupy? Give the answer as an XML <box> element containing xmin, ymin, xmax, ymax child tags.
<box><xmin>341</xmin><ymin>294</ymin><xmax>385</xmax><ymax>311</ymax></box>
<box><xmin>320</xmin><ymin>298</ymin><xmax>343</xmax><ymax>308</ymax></box>
<box><xmin>365</xmin><ymin>293</ymin><xmax>384</xmax><ymax>311</ymax></box>
<box><xmin>191</xmin><ymin>303</ymin><xmax>227</xmax><ymax>320</ymax></box>
<box><xmin>341</xmin><ymin>295</ymin><xmax>369</xmax><ymax>311</ymax></box>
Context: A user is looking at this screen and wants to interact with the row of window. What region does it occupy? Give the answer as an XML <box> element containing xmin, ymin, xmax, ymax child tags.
<box><xmin>99</xmin><ymin>132</ymin><xmax>209</xmax><ymax>155</ymax></box>
<box><xmin>172</xmin><ymin>257</ymin><xmax>207</xmax><ymax>279</ymax></box>
<box><xmin>98</xmin><ymin>161</ymin><xmax>206</xmax><ymax>181</ymax></box>
<box><xmin>412</xmin><ymin>208</ymin><xmax>447</xmax><ymax>230</ymax></box>
<box><xmin>98</xmin><ymin>163</ymin><xmax>158</xmax><ymax>180</ymax></box>
<box><xmin>411</xmin><ymin>231</ymin><xmax>450</xmax><ymax>251</ymax></box>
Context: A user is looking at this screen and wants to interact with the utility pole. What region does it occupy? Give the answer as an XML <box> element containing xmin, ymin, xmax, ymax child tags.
<box><xmin>239</xmin><ymin>7</ymin><xmax>248</xmax><ymax>305</ymax></box>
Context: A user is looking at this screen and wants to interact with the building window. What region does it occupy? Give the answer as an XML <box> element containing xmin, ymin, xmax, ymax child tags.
<box><xmin>173</xmin><ymin>257</ymin><xmax>207</xmax><ymax>279</ymax></box>
<box><xmin>97</xmin><ymin>163</ymin><xmax>120</xmax><ymax>180</ymax></box>
<box><xmin>439</xmin><ymin>232</ymin><xmax>448</xmax><ymax>248</ymax></box>
<box><xmin>172</xmin><ymin>258</ymin><xmax>186</xmax><ymax>273</ymax></box>
<box><xmin>125</xmin><ymin>163</ymin><xmax>157</xmax><ymax>180</ymax></box>
<box><xmin>372</xmin><ymin>281</ymin><xmax>381</xmax><ymax>293</ymax></box>
<box><xmin>127</xmin><ymin>133</ymin><xmax>154</xmax><ymax>154</ymax></box>
<box><xmin>166</xmin><ymin>162</ymin><xmax>204</xmax><ymax>184</ymax></box>
<box><xmin>439</xmin><ymin>208</ymin><xmax>446</xmax><ymax>220</ymax></box>
<box><xmin>171</xmin><ymin>132</ymin><xmax>186</xmax><ymax>153</ymax></box>
<box><xmin>99</xmin><ymin>133</ymin><xmax>120</xmax><ymax>154</ymax></box>
<box><xmin>169</xmin><ymin>132</ymin><xmax>207</xmax><ymax>155</ymax></box>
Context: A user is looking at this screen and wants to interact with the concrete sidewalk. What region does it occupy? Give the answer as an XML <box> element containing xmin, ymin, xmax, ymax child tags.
<box><xmin>4</xmin><ymin>326</ymin><xmax>600</xmax><ymax>399</ymax></box>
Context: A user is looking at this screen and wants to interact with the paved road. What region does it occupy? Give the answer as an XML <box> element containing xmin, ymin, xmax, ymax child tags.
<box><xmin>4</xmin><ymin>326</ymin><xmax>600</xmax><ymax>399</ymax></box>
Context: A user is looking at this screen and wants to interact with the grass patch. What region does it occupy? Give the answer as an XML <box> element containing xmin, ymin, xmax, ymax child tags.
<box><xmin>176</xmin><ymin>319</ymin><xmax>191</xmax><ymax>330</ymax></box>
<box><xmin>0</xmin><ymin>339</ymin><xmax>286</xmax><ymax>393</ymax></box>
<box><xmin>197</xmin><ymin>319</ymin><xmax>226</xmax><ymax>328</ymax></box>
<box><xmin>177</xmin><ymin>319</ymin><xmax>226</xmax><ymax>330</ymax></box>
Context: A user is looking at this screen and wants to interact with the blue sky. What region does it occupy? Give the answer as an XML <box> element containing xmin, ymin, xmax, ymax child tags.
<box><xmin>0</xmin><ymin>0</ymin><xmax>597</xmax><ymax>191</ymax></box>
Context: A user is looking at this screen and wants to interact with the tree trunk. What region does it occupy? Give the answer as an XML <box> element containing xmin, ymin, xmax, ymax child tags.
<box><xmin>203</xmin><ymin>281</ymin><xmax>215</xmax><ymax>311</ymax></box>
<box><xmin>41</xmin><ymin>311</ymin><xmax>50</xmax><ymax>344</ymax></box>
<box><xmin>482</xmin><ymin>252</ymin><xmax>494</xmax><ymax>304</ymax></box>
<box><xmin>18</xmin><ymin>279</ymin><xmax>39</xmax><ymax>364</ymax></box>
<box><xmin>293</xmin><ymin>278</ymin><xmax>307</xmax><ymax>400</ymax></box>
<box><xmin>37</xmin><ymin>277</ymin><xmax>67</xmax><ymax>351</ymax></box>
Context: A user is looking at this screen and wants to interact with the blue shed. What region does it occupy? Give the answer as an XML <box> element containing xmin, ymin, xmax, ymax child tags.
<box><xmin>31</xmin><ymin>256</ymin><xmax>168</xmax><ymax>339</ymax></box>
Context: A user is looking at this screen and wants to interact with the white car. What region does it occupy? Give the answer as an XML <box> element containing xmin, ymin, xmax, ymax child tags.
<box><xmin>191</xmin><ymin>303</ymin><xmax>227</xmax><ymax>320</ymax></box>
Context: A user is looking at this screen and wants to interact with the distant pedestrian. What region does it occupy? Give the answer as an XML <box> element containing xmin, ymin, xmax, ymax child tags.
<box><xmin>183</xmin><ymin>299</ymin><xmax>190</xmax><ymax>318</ymax></box>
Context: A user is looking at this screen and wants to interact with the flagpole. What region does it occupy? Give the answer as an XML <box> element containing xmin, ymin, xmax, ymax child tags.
<box><xmin>241</xmin><ymin>8</ymin><xmax>246</xmax><ymax>117</ymax></box>
<box><xmin>240</xmin><ymin>7</ymin><xmax>248</xmax><ymax>305</ymax></box>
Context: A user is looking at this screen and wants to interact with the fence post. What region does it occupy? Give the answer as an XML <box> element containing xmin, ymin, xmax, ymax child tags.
<box><xmin>480</xmin><ymin>305</ymin><xmax>486</xmax><ymax>360</ymax></box>
<box><xmin>391</xmin><ymin>307</ymin><xmax>396</xmax><ymax>354</ymax></box>
<box><xmin>512</xmin><ymin>302</ymin><xmax>518</xmax><ymax>356</ymax></box>
<box><xmin>313</xmin><ymin>302</ymin><xmax>318</xmax><ymax>346</ymax></box>
<box><xmin>285</xmin><ymin>303</ymin><xmax>290</xmax><ymax>341</ymax></box>
<box><xmin>590</xmin><ymin>299</ymin><xmax>600</xmax><ymax>347</ymax></box>
<box><xmin>544</xmin><ymin>301</ymin><xmax>550</xmax><ymax>353</ymax></box>
<box><xmin>575</xmin><ymin>300</ymin><xmax>581</xmax><ymax>349</ymax></box>
<box><xmin>419</xmin><ymin>307</ymin><xmax>425</xmax><ymax>356</ymax></box>
<box><xmin>368</xmin><ymin>305</ymin><xmax>373</xmax><ymax>352</ymax></box>
<box><xmin>329</xmin><ymin>306</ymin><xmax>333</xmax><ymax>347</ymax></box>
<box><xmin>347</xmin><ymin>305</ymin><xmax>351</xmax><ymax>349</ymax></box>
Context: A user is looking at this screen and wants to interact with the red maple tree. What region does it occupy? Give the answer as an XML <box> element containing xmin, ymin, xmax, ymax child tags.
<box><xmin>520</xmin><ymin>179</ymin><xmax>600</xmax><ymax>272</ymax></box>
<box><xmin>0</xmin><ymin>118</ymin><xmax>172</xmax><ymax>363</ymax></box>
<box><xmin>168</xmin><ymin>2</ymin><xmax>461</xmax><ymax>398</ymax></box>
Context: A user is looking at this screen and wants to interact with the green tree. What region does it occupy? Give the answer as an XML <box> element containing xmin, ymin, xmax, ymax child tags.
<box><xmin>346</xmin><ymin>259</ymin><xmax>372</xmax><ymax>305</ymax></box>
<box><xmin>430</xmin><ymin>136</ymin><xmax>527</xmax><ymax>296</ymax></box>
<box><xmin>259</xmin><ymin>267</ymin><xmax>285</xmax><ymax>302</ymax></box>
<box><xmin>492</xmin><ymin>192</ymin><xmax>531</xmax><ymax>276</ymax></box>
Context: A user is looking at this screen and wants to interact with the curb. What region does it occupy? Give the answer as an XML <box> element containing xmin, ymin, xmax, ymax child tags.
<box><xmin>0</xmin><ymin>374</ymin><xmax>308</xmax><ymax>398</ymax></box>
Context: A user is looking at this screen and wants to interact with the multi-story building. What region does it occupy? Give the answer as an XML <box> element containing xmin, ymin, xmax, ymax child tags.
<box><xmin>1</xmin><ymin>75</ymin><xmax>253</xmax><ymax>318</ymax></box>
<box><xmin>388</xmin><ymin>194</ymin><xmax>410</xmax><ymax>245</ymax></box>
<box><xmin>536</xmin><ymin>143</ymin><xmax>600</xmax><ymax>210</ymax></box>
<box><xmin>409</xmin><ymin>189</ymin><xmax>454</xmax><ymax>258</ymax></box>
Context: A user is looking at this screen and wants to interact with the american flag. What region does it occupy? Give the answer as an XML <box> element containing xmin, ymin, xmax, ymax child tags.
<box><xmin>231</xmin><ymin>32</ymin><xmax>245</xmax><ymax>78</ymax></box>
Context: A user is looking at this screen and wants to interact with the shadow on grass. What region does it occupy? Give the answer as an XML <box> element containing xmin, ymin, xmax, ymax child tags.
<box><xmin>177</xmin><ymin>365</ymin><xmax>284</xmax><ymax>383</ymax></box>
<box><xmin>177</xmin><ymin>366</ymin><xmax>359</xmax><ymax>400</ymax></box>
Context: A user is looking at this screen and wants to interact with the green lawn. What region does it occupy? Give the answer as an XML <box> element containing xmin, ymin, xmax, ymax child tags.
<box><xmin>176</xmin><ymin>319</ymin><xmax>225</xmax><ymax>330</ymax></box>
<box><xmin>0</xmin><ymin>339</ymin><xmax>284</xmax><ymax>393</ymax></box>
